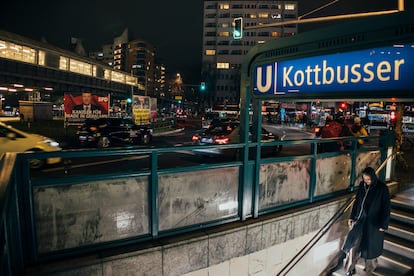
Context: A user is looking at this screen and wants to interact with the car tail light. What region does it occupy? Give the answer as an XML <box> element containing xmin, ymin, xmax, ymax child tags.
<box><xmin>192</xmin><ymin>135</ymin><xmax>200</xmax><ymax>141</ymax></box>
<box><xmin>214</xmin><ymin>137</ymin><xmax>230</xmax><ymax>144</ymax></box>
<box><xmin>89</xmin><ymin>126</ymin><xmax>98</xmax><ymax>131</ymax></box>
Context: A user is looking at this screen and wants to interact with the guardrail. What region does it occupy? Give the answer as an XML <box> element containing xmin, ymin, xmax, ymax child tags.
<box><xmin>0</xmin><ymin>131</ymin><xmax>396</xmax><ymax>274</ymax></box>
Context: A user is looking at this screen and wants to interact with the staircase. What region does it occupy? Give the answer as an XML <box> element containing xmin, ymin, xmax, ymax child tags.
<box><xmin>333</xmin><ymin>187</ymin><xmax>414</xmax><ymax>276</ymax></box>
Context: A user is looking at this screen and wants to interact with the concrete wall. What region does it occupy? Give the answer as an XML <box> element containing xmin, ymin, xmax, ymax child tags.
<box><xmin>34</xmin><ymin>198</ymin><xmax>348</xmax><ymax>275</ymax></box>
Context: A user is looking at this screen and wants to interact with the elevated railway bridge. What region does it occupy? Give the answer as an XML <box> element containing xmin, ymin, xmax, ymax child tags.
<box><xmin>0</xmin><ymin>30</ymin><xmax>138</xmax><ymax>106</ymax></box>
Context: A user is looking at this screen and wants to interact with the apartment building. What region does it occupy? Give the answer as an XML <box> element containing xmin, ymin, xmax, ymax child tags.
<box><xmin>202</xmin><ymin>1</ymin><xmax>298</xmax><ymax>108</ymax></box>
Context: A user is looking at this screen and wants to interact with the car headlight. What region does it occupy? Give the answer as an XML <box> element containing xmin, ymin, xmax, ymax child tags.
<box><xmin>44</xmin><ymin>139</ymin><xmax>60</xmax><ymax>147</ymax></box>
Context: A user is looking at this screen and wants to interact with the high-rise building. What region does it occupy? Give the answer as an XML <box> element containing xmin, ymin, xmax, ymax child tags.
<box><xmin>154</xmin><ymin>63</ymin><xmax>166</xmax><ymax>98</ymax></box>
<box><xmin>89</xmin><ymin>28</ymin><xmax>161</xmax><ymax>97</ymax></box>
<box><xmin>202</xmin><ymin>1</ymin><xmax>298</xmax><ymax>108</ymax></box>
<box><xmin>89</xmin><ymin>44</ymin><xmax>114</xmax><ymax>67</ymax></box>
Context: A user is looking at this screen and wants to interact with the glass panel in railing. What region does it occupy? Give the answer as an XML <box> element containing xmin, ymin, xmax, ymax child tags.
<box><xmin>258</xmin><ymin>159</ymin><xmax>311</xmax><ymax>211</ymax></box>
<box><xmin>354</xmin><ymin>151</ymin><xmax>381</xmax><ymax>186</ymax></box>
<box><xmin>158</xmin><ymin>166</ymin><xmax>239</xmax><ymax>231</ymax></box>
<box><xmin>33</xmin><ymin>176</ymin><xmax>149</xmax><ymax>253</ymax></box>
<box><xmin>315</xmin><ymin>154</ymin><xmax>352</xmax><ymax>197</ymax></box>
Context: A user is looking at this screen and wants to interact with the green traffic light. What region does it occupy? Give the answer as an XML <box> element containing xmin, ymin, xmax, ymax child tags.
<box><xmin>200</xmin><ymin>82</ymin><xmax>206</xmax><ymax>91</ymax></box>
<box><xmin>233</xmin><ymin>17</ymin><xmax>243</xmax><ymax>39</ymax></box>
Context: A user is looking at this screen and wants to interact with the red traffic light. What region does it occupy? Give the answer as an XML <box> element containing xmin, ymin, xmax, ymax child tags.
<box><xmin>340</xmin><ymin>102</ymin><xmax>346</xmax><ymax>109</ymax></box>
<box><xmin>390</xmin><ymin>111</ymin><xmax>397</xmax><ymax>121</ymax></box>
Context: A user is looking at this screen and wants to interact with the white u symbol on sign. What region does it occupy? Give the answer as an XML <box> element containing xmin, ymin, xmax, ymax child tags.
<box><xmin>256</xmin><ymin>65</ymin><xmax>273</xmax><ymax>93</ymax></box>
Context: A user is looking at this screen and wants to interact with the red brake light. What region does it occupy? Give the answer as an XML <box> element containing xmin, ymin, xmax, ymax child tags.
<box><xmin>192</xmin><ymin>135</ymin><xmax>200</xmax><ymax>141</ymax></box>
<box><xmin>214</xmin><ymin>137</ymin><xmax>230</xmax><ymax>144</ymax></box>
<box><xmin>89</xmin><ymin>126</ymin><xmax>98</xmax><ymax>131</ymax></box>
<box><xmin>390</xmin><ymin>111</ymin><xmax>396</xmax><ymax>121</ymax></box>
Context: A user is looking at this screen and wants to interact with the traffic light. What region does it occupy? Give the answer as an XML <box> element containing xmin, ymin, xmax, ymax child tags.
<box><xmin>390</xmin><ymin>110</ymin><xmax>397</xmax><ymax>122</ymax></box>
<box><xmin>339</xmin><ymin>102</ymin><xmax>346</xmax><ymax>109</ymax></box>
<box><xmin>233</xmin><ymin>17</ymin><xmax>243</xmax><ymax>39</ymax></box>
<box><xmin>200</xmin><ymin>82</ymin><xmax>206</xmax><ymax>91</ymax></box>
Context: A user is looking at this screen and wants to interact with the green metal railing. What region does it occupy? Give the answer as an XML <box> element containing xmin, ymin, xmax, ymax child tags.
<box><xmin>0</xmin><ymin>132</ymin><xmax>395</xmax><ymax>275</ymax></box>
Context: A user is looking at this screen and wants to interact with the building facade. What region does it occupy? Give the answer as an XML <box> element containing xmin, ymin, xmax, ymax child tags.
<box><xmin>127</xmin><ymin>39</ymin><xmax>156</xmax><ymax>96</ymax></box>
<box><xmin>202</xmin><ymin>1</ymin><xmax>298</xmax><ymax>108</ymax></box>
<box><xmin>89</xmin><ymin>29</ymin><xmax>164</xmax><ymax>98</ymax></box>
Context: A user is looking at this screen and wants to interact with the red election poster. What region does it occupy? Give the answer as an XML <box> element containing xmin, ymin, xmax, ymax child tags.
<box><xmin>64</xmin><ymin>92</ymin><xmax>109</xmax><ymax>124</ymax></box>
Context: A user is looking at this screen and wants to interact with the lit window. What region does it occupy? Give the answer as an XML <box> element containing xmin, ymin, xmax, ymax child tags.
<box><xmin>38</xmin><ymin>51</ymin><xmax>45</xmax><ymax>66</ymax></box>
<box><xmin>271</xmin><ymin>32</ymin><xmax>280</xmax><ymax>37</ymax></box>
<box><xmin>126</xmin><ymin>75</ymin><xmax>137</xmax><ymax>86</ymax></box>
<box><xmin>219</xmin><ymin>32</ymin><xmax>230</xmax><ymax>37</ymax></box>
<box><xmin>0</xmin><ymin>41</ymin><xmax>36</xmax><ymax>64</ymax></box>
<box><xmin>285</xmin><ymin>4</ymin><xmax>296</xmax><ymax>10</ymax></box>
<box><xmin>206</xmin><ymin>50</ymin><xmax>216</xmax><ymax>55</ymax></box>
<box><xmin>69</xmin><ymin>59</ymin><xmax>92</xmax><ymax>76</ymax></box>
<box><xmin>92</xmin><ymin>65</ymin><xmax>97</xmax><ymax>77</ymax></box>
<box><xmin>250</xmin><ymin>14</ymin><xmax>257</xmax><ymax>18</ymax></box>
<box><xmin>104</xmin><ymin>69</ymin><xmax>111</xmax><ymax>80</ymax></box>
<box><xmin>221</xmin><ymin>23</ymin><xmax>229</xmax><ymax>28</ymax></box>
<box><xmin>111</xmin><ymin>71</ymin><xmax>125</xmax><ymax>83</ymax></box>
<box><xmin>59</xmin><ymin>56</ymin><xmax>69</xmax><ymax>70</ymax></box>
<box><xmin>219</xmin><ymin>4</ymin><xmax>229</xmax><ymax>9</ymax></box>
<box><xmin>217</xmin><ymin>62</ymin><xmax>230</xmax><ymax>69</ymax></box>
<box><xmin>258</xmin><ymin>13</ymin><xmax>269</xmax><ymax>18</ymax></box>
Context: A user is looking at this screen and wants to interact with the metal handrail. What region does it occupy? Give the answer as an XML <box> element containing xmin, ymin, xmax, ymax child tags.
<box><xmin>277</xmin><ymin>149</ymin><xmax>396</xmax><ymax>275</ymax></box>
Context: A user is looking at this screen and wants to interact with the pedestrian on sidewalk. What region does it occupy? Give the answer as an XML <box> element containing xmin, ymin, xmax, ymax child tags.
<box><xmin>344</xmin><ymin>167</ymin><xmax>391</xmax><ymax>275</ymax></box>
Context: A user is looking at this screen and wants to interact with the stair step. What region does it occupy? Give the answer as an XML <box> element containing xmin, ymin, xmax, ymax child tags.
<box><xmin>332</xmin><ymin>255</ymin><xmax>410</xmax><ymax>276</ymax></box>
<box><xmin>388</xmin><ymin>221</ymin><xmax>414</xmax><ymax>242</ymax></box>
<box><xmin>380</xmin><ymin>250</ymin><xmax>414</xmax><ymax>274</ymax></box>
<box><xmin>384</xmin><ymin>234</ymin><xmax>414</xmax><ymax>259</ymax></box>
<box><xmin>391</xmin><ymin>209</ymin><xmax>414</xmax><ymax>226</ymax></box>
<box><xmin>391</xmin><ymin>197</ymin><xmax>414</xmax><ymax>212</ymax></box>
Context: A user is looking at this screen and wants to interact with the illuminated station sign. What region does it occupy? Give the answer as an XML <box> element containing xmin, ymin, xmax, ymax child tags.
<box><xmin>253</xmin><ymin>44</ymin><xmax>414</xmax><ymax>95</ymax></box>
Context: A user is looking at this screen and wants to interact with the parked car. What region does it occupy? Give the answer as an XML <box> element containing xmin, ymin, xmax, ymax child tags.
<box><xmin>76</xmin><ymin>117</ymin><xmax>153</xmax><ymax>148</ymax></box>
<box><xmin>0</xmin><ymin>122</ymin><xmax>62</xmax><ymax>169</ymax></box>
<box><xmin>191</xmin><ymin>120</ymin><xmax>282</xmax><ymax>156</ymax></box>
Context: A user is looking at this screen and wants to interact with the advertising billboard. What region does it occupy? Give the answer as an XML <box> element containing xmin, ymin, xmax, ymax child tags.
<box><xmin>64</xmin><ymin>92</ymin><xmax>109</xmax><ymax>124</ymax></box>
<box><xmin>132</xmin><ymin>95</ymin><xmax>150</xmax><ymax>125</ymax></box>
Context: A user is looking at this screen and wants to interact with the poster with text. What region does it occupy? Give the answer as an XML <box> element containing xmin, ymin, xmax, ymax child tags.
<box><xmin>64</xmin><ymin>92</ymin><xmax>109</xmax><ymax>124</ymax></box>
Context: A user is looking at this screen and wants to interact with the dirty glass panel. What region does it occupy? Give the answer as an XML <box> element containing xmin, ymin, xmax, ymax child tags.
<box><xmin>33</xmin><ymin>176</ymin><xmax>149</xmax><ymax>253</ymax></box>
<box><xmin>315</xmin><ymin>154</ymin><xmax>351</xmax><ymax>197</ymax></box>
<box><xmin>354</xmin><ymin>150</ymin><xmax>381</xmax><ymax>186</ymax></box>
<box><xmin>158</xmin><ymin>167</ymin><xmax>239</xmax><ymax>231</ymax></box>
<box><xmin>259</xmin><ymin>159</ymin><xmax>311</xmax><ymax>210</ymax></box>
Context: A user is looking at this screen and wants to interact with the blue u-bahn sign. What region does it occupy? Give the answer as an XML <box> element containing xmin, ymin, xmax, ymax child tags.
<box><xmin>253</xmin><ymin>44</ymin><xmax>414</xmax><ymax>95</ymax></box>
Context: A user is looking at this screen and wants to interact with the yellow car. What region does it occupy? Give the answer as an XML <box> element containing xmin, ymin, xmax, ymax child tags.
<box><xmin>0</xmin><ymin>122</ymin><xmax>62</xmax><ymax>169</ymax></box>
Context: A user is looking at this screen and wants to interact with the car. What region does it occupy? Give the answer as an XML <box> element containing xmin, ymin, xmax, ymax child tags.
<box><xmin>0</xmin><ymin>122</ymin><xmax>62</xmax><ymax>169</ymax></box>
<box><xmin>76</xmin><ymin>117</ymin><xmax>153</xmax><ymax>148</ymax></box>
<box><xmin>191</xmin><ymin>120</ymin><xmax>282</xmax><ymax>156</ymax></box>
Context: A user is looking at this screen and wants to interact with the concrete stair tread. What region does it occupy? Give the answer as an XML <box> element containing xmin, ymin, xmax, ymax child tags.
<box><xmin>391</xmin><ymin>209</ymin><xmax>414</xmax><ymax>225</ymax></box>
<box><xmin>332</xmin><ymin>257</ymin><xmax>409</xmax><ymax>276</ymax></box>
<box><xmin>378</xmin><ymin>250</ymin><xmax>414</xmax><ymax>273</ymax></box>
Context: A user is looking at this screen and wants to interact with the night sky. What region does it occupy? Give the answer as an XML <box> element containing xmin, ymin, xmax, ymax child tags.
<box><xmin>0</xmin><ymin>0</ymin><xmax>407</xmax><ymax>83</ymax></box>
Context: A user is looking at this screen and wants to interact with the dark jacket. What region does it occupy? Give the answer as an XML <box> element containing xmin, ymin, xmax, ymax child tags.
<box><xmin>350</xmin><ymin>170</ymin><xmax>391</xmax><ymax>259</ymax></box>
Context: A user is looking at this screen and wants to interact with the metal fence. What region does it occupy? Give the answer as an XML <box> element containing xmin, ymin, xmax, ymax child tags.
<box><xmin>0</xmin><ymin>132</ymin><xmax>395</xmax><ymax>274</ymax></box>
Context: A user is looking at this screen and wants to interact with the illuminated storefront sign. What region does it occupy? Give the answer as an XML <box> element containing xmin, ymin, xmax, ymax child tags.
<box><xmin>253</xmin><ymin>44</ymin><xmax>414</xmax><ymax>95</ymax></box>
